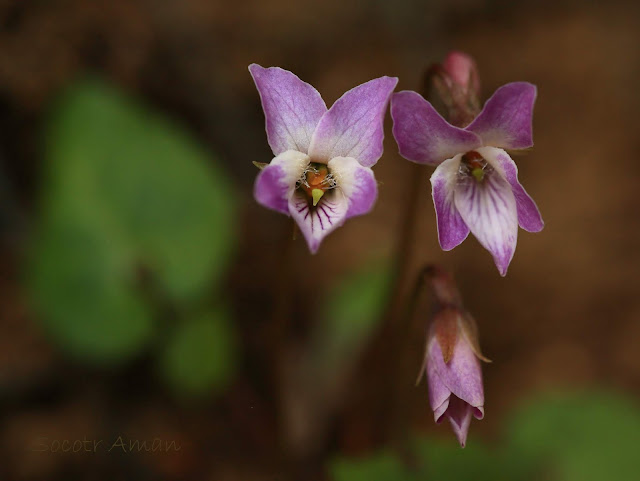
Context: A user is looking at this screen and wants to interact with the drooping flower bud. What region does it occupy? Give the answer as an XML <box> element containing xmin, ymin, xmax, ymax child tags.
<box><xmin>417</xmin><ymin>266</ymin><xmax>488</xmax><ymax>447</ymax></box>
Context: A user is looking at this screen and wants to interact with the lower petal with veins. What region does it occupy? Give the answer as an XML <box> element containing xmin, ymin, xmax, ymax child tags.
<box><xmin>476</xmin><ymin>146</ymin><xmax>544</xmax><ymax>233</ymax></box>
<box><xmin>454</xmin><ymin>168</ymin><xmax>518</xmax><ymax>276</ymax></box>
<box><xmin>288</xmin><ymin>189</ymin><xmax>349</xmax><ymax>253</ymax></box>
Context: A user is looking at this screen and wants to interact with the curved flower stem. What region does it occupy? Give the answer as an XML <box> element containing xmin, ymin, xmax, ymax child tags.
<box><xmin>265</xmin><ymin>220</ymin><xmax>297</xmax><ymax>468</ymax></box>
<box><xmin>385</xmin><ymin>161</ymin><xmax>424</xmax><ymax>322</ymax></box>
<box><xmin>386</xmin><ymin>265</ymin><xmax>436</xmax><ymax>453</ymax></box>
<box><xmin>378</xmin><ymin>163</ymin><xmax>425</xmax><ymax>456</ymax></box>
<box><xmin>268</xmin><ymin>220</ymin><xmax>297</xmax><ymax>350</ymax></box>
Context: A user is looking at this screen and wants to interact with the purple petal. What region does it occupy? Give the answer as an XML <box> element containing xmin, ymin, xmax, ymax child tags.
<box><xmin>249</xmin><ymin>64</ymin><xmax>327</xmax><ymax>155</ymax></box>
<box><xmin>434</xmin><ymin>397</ymin><xmax>451</xmax><ymax>424</ymax></box>
<box><xmin>308</xmin><ymin>76</ymin><xmax>398</xmax><ymax>167</ymax></box>
<box><xmin>288</xmin><ymin>190</ymin><xmax>348</xmax><ymax>254</ymax></box>
<box><xmin>430</xmin><ymin>156</ymin><xmax>470</xmax><ymax>250</ymax></box>
<box><xmin>391</xmin><ymin>91</ymin><xmax>481</xmax><ymax>166</ymax></box>
<box><xmin>465</xmin><ymin>82</ymin><xmax>536</xmax><ymax>150</ymax></box>
<box><xmin>454</xmin><ymin>169</ymin><xmax>518</xmax><ymax>276</ymax></box>
<box><xmin>427</xmin><ymin>340</ymin><xmax>453</xmax><ymax>422</ymax></box>
<box><xmin>254</xmin><ymin>150</ymin><xmax>310</xmax><ymax>214</ymax></box>
<box><xmin>446</xmin><ymin>396</ymin><xmax>474</xmax><ymax>447</ymax></box>
<box><xmin>478</xmin><ymin>147</ymin><xmax>543</xmax><ymax>232</ymax></box>
<box><xmin>429</xmin><ymin>330</ymin><xmax>484</xmax><ymax>409</ymax></box>
<box><xmin>327</xmin><ymin>156</ymin><xmax>378</xmax><ymax>219</ymax></box>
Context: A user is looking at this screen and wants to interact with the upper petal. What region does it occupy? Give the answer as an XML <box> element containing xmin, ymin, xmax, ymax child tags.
<box><xmin>327</xmin><ymin>156</ymin><xmax>378</xmax><ymax>219</ymax></box>
<box><xmin>454</xmin><ymin>168</ymin><xmax>518</xmax><ymax>276</ymax></box>
<box><xmin>249</xmin><ymin>64</ymin><xmax>327</xmax><ymax>155</ymax></box>
<box><xmin>431</xmin><ymin>155</ymin><xmax>470</xmax><ymax>250</ymax></box>
<box><xmin>477</xmin><ymin>147</ymin><xmax>544</xmax><ymax>232</ymax></box>
<box><xmin>288</xmin><ymin>189</ymin><xmax>348</xmax><ymax>254</ymax></box>
<box><xmin>465</xmin><ymin>82</ymin><xmax>536</xmax><ymax>150</ymax></box>
<box><xmin>254</xmin><ymin>150</ymin><xmax>310</xmax><ymax>214</ymax></box>
<box><xmin>390</xmin><ymin>90</ymin><xmax>482</xmax><ymax>166</ymax></box>
<box><xmin>308</xmin><ymin>76</ymin><xmax>398</xmax><ymax>167</ymax></box>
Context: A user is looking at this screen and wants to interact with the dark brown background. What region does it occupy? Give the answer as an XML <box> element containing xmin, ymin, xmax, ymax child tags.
<box><xmin>1</xmin><ymin>0</ymin><xmax>639</xmax><ymax>480</ymax></box>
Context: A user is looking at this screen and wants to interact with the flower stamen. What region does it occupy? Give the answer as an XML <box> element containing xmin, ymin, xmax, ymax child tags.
<box><xmin>460</xmin><ymin>151</ymin><xmax>491</xmax><ymax>182</ymax></box>
<box><xmin>298</xmin><ymin>162</ymin><xmax>337</xmax><ymax>206</ymax></box>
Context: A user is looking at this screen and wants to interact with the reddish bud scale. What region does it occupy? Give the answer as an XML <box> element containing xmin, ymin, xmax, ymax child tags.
<box><xmin>433</xmin><ymin>307</ymin><xmax>459</xmax><ymax>363</ymax></box>
<box><xmin>425</xmin><ymin>265</ymin><xmax>463</xmax><ymax>308</ymax></box>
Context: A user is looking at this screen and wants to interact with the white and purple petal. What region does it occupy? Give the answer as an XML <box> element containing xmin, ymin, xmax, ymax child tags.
<box><xmin>254</xmin><ymin>150</ymin><xmax>309</xmax><ymax>214</ymax></box>
<box><xmin>327</xmin><ymin>156</ymin><xmax>377</xmax><ymax>219</ymax></box>
<box><xmin>288</xmin><ymin>190</ymin><xmax>349</xmax><ymax>254</ymax></box>
<box><xmin>391</xmin><ymin>91</ymin><xmax>482</xmax><ymax>166</ymax></box>
<box><xmin>454</xmin><ymin>168</ymin><xmax>518</xmax><ymax>276</ymax></box>
<box><xmin>308</xmin><ymin>76</ymin><xmax>398</xmax><ymax>167</ymax></box>
<box><xmin>249</xmin><ymin>64</ymin><xmax>327</xmax><ymax>155</ymax></box>
<box><xmin>430</xmin><ymin>156</ymin><xmax>470</xmax><ymax>250</ymax></box>
<box><xmin>477</xmin><ymin>147</ymin><xmax>543</xmax><ymax>232</ymax></box>
<box><xmin>465</xmin><ymin>82</ymin><xmax>536</xmax><ymax>150</ymax></box>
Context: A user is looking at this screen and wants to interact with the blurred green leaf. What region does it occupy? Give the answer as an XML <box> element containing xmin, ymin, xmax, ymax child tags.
<box><xmin>506</xmin><ymin>391</ymin><xmax>640</xmax><ymax>481</ymax></box>
<box><xmin>330</xmin><ymin>390</ymin><xmax>640</xmax><ymax>481</ymax></box>
<box><xmin>27</xmin><ymin>78</ymin><xmax>236</xmax><ymax>364</ymax></box>
<box><xmin>313</xmin><ymin>261</ymin><xmax>391</xmax><ymax>371</ymax></box>
<box><xmin>414</xmin><ymin>438</ymin><xmax>525</xmax><ymax>481</ymax></box>
<box><xmin>44</xmin><ymin>79</ymin><xmax>236</xmax><ymax>300</ymax></box>
<box><xmin>159</xmin><ymin>310</ymin><xmax>236</xmax><ymax>397</ymax></box>
<box><xmin>28</xmin><ymin>218</ymin><xmax>153</xmax><ymax>363</ymax></box>
<box><xmin>331</xmin><ymin>451</ymin><xmax>417</xmax><ymax>481</ymax></box>
<box><xmin>331</xmin><ymin>439</ymin><xmax>521</xmax><ymax>481</ymax></box>
<box><xmin>331</xmin><ymin>440</ymin><xmax>528</xmax><ymax>481</ymax></box>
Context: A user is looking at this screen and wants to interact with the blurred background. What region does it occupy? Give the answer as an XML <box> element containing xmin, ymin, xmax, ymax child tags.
<box><xmin>1</xmin><ymin>0</ymin><xmax>639</xmax><ymax>480</ymax></box>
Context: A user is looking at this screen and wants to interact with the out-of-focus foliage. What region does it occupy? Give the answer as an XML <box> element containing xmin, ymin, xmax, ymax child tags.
<box><xmin>330</xmin><ymin>390</ymin><xmax>640</xmax><ymax>481</ymax></box>
<box><xmin>27</xmin><ymin>217</ymin><xmax>155</xmax><ymax>363</ymax></box>
<box><xmin>506</xmin><ymin>391</ymin><xmax>640</xmax><ymax>481</ymax></box>
<box><xmin>159</xmin><ymin>310</ymin><xmax>236</xmax><ymax>398</ymax></box>
<box><xmin>26</xmin><ymin>78</ymin><xmax>237</xmax><ymax>395</ymax></box>
<box><xmin>311</xmin><ymin>261</ymin><xmax>392</xmax><ymax>373</ymax></box>
<box><xmin>330</xmin><ymin>441</ymin><xmax>509</xmax><ymax>481</ymax></box>
<box><xmin>415</xmin><ymin>439</ymin><xmax>518</xmax><ymax>481</ymax></box>
<box><xmin>332</xmin><ymin>451</ymin><xmax>417</xmax><ymax>481</ymax></box>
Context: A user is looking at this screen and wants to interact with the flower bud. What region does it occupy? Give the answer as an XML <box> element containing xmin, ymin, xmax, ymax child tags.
<box><xmin>423</xmin><ymin>51</ymin><xmax>481</xmax><ymax>127</ymax></box>
<box><xmin>417</xmin><ymin>267</ymin><xmax>487</xmax><ymax>447</ymax></box>
<box><xmin>442</xmin><ymin>51</ymin><xmax>480</xmax><ymax>99</ymax></box>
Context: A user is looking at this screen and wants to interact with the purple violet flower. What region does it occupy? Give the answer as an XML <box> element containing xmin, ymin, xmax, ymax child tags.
<box><xmin>249</xmin><ymin>64</ymin><xmax>398</xmax><ymax>253</ymax></box>
<box><xmin>390</xmin><ymin>82</ymin><xmax>543</xmax><ymax>275</ymax></box>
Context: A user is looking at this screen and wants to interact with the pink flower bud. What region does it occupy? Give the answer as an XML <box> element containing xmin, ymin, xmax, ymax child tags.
<box><xmin>417</xmin><ymin>267</ymin><xmax>488</xmax><ymax>447</ymax></box>
<box><xmin>442</xmin><ymin>51</ymin><xmax>480</xmax><ymax>97</ymax></box>
<box><xmin>422</xmin><ymin>51</ymin><xmax>482</xmax><ymax>126</ymax></box>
